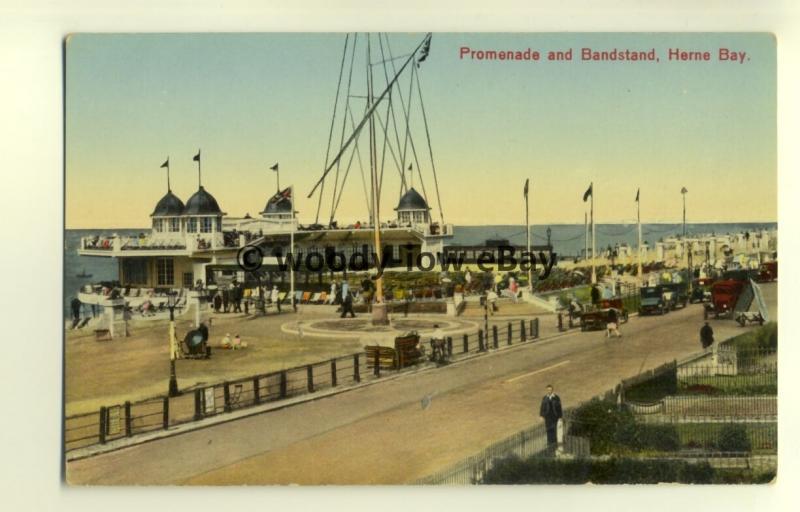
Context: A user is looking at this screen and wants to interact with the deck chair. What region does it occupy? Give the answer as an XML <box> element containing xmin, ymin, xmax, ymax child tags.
<box><xmin>277</xmin><ymin>291</ymin><xmax>287</xmax><ymax>304</ymax></box>
<box><xmin>394</xmin><ymin>289</ymin><xmax>405</xmax><ymax>301</ymax></box>
<box><xmin>294</xmin><ymin>290</ymin><xmax>303</xmax><ymax>304</ymax></box>
<box><xmin>309</xmin><ymin>292</ymin><xmax>322</xmax><ymax>304</ymax></box>
<box><xmin>301</xmin><ymin>291</ymin><xmax>312</xmax><ymax>304</ymax></box>
<box><xmin>317</xmin><ymin>292</ymin><xmax>327</xmax><ymax>304</ymax></box>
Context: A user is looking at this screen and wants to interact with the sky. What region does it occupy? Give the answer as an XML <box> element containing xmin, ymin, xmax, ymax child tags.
<box><xmin>65</xmin><ymin>32</ymin><xmax>776</xmax><ymax>228</ymax></box>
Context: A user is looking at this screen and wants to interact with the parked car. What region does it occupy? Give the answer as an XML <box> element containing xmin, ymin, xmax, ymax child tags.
<box><xmin>638</xmin><ymin>285</ymin><xmax>670</xmax><ymax>315</ymax></box>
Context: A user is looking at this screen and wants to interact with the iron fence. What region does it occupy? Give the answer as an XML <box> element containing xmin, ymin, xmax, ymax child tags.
<box><xmin>65</xmin><ymin>316</ymin><xmax>543</xmax><ymax>454</ymax></box>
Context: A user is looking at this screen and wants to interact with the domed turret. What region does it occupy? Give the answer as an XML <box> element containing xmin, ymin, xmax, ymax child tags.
<box><xmin>183</xmin><ymin>186</ymin><xmax>222</xmax><ymax>215</ymax></box>
<box><xmin>395</xmin><ymin>187</ymin><xmax>430</xmax><ymax>225</ymax></box>
<box><xmin>260</xmin><ymin>188</ymin><xmax>293</xmax><ymax>220</ymax></box>
<box><xmin>151</xmin><ymin>190</ymin><xmax>185</xmax><ymax>217</ymax></box>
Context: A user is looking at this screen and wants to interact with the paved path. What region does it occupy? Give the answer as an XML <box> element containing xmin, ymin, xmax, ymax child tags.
<box><xmin>66</xmin><ymin>284</ymin><xmax>776</xmax><ymax>485</ymax></box>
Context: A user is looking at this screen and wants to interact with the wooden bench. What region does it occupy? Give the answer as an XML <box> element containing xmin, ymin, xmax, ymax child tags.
<box><xmin>365</xmin><ymin>333</ymin><xmax>422</xmax><ymax>370</ymax></box>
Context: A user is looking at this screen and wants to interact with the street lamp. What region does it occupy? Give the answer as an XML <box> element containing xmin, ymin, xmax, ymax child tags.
<box><xmin>167</xmin><ymin>291</ymin><xmax>181</xmax><ymax>397</ymax></box>
<box><xmin>681</xmin><ymin>186</ymin><xmax>692</xmax><ymax>291</ymax></box>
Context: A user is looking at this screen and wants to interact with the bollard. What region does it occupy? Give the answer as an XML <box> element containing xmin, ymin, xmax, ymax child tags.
<box><xmin>463</xmin><ymin>333</ymin><xmax>469</xmax><ymax>353</ymax></box>
<box><xmin>520</xmin><ymin>320</ymin><xmax>526</xmax><ymax>342</ymax></box>
<box><xmin>99</xmin><ymin>406</ymin><xmax>107</xmax><ymax>444</ymax></box>
<box><xmin>194</xmin><ymin>389</ymin><xmax>203</xmax><ymax>421</ymax></box>
<box><xmin>535</xmin><ymin>317</ymin><xmax>540</xmax><ymax>338</ymax></box>
<box><xmin>162</xmin><ymin>397</ymin><xmax>170</xmax><ymax>429</ymax></box>
<box><xmin>478</xmin><ymin>329</ymin><xmax>484</xmax><ymax>351</ymax></box>
<box><xmin>530</xmin><ymin>319</ymin><xmax>535</xmax><ymax>339</ymax></box>
<box><xmin>507</xmin><ymin>323</ymin><xmax>512</xmax><ymax>345</ymax></box>
<box><xmin>253</xmin><ymin>376</ymin><xmax>261</xmax><ymax>404</ymax></box>
<box><xmin>124</xmin><ymin>401</ymin><xmax>132</xmax><ymax>437</ymax></box>
<box><xmin>307</xmin><ymin>365</ymin><xmax>315</xmax><ymax>392</ymax></box>
<box><xmin>223</xmin><ymin>382</ymin><xmax>231</xmax><ymax>412</ymax></box>
<box><xmin>492</xmin><ymin>325</ymin><xmax>499</xmax><ymax>349</ymax></box>
<box><xmin>373</xmin><ymin>350</ymin><xmax>381</xmax><ymax>377</ymax></box>
<box><xmin>447</xmin><ymin>336</ymin><xmax>453</xmax><ymax>357</ymax></box>
<box><xmin>331</xmin><ymin>359</ymin><xmax>338</xmax><ymax>387</ymax></box>
<box><xmin>353</xmin><ymin>354</ymin><xmax>361</xmax><ymax>383</ymax></box>
<box><xmin>558</xmin><ymin>313</ymin><xmax>564</xmax><ymax>332</ymax></box>
<box><xmin>279</xmin><ymin>371</ymin><xmax>288</xmax><ymax>399</ymax></box>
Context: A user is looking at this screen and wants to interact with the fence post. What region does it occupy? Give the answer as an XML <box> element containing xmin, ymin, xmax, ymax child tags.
<box><xmin>124</xmin><ymin>401</ymin><xmax>132</xmax><ymax>437</ymax></box>
<box><xmin>463</xmin><ymin>333</ymin><xmax>469</xmax><ymax>353</ymax></box>
<box><xmin>162</xmin><ymin>397</ymin><xmax>169</xmax><ymax>429</ymax></box>
<box><xmin>99</xmin><ymin>406</ymin><xmax>107</xmax><ymax>444</ymax></box>
<box><xmin>331</xmin><ymin>359</ymin><xmax>338</xmax><ymax>387</ymax></box>
<box><xmin>253</xmin><ymin>376</ymin><xmax>261</xmax><ymax>404</ymax></box>
<box><xmin>223</xmin><ymin>382</ymin><xmax>231</xmax><ymax>412</ymax></box>
<box><xmin>520</xmin><ymin>320</ymin><xmax>526</xmax><ymax>342</ymax></box>
<box><xmin>447</xmin><ymin>336</ymin><xmax>453</xmax><ymax>357</ymax></box>
<box><xmin>374</xmin><ymin>350</ymin><xmax>381</xmax><ymax>377</ymax></box>
<box><xmin>307</xmin><ymin>365</ymin><xmax>315</xmax><ymax>392</ymax></box>
<box><xmin>279</xmin><ymin>371</ymin><xmax>288</xmax><ymax>399</ymax></box>
<box><xmin>194</xmin><ymin>389</ymin><xmax>203</xmax><ymax>421</ymax></box>
<box><xmin>534</xmin><ymin>318</ymin><xmax>539</xmax><ymax>338</ymax></box>
<box><xmin>558</xmin><ymin>312</ymin><xmax>564</xmax><ymax>332</ymax></box>
<box><xmin>507</xmin><ymin>323</ymin><xmax>512</xmax><ymax>345</ymax></box>
<box><xmin>492</xmin><ymin>325</ymin><xmax>499</xmax><ymax>349</ymax></box>
<box><xmin>478</xmin><ymin>329</ymin><xmax>484</xmax><ymax>351</ymax></box>
<box><xmin>354</xmin><ymin>354</ymin><xmax>361</xmax><ymax>383</ymax></box>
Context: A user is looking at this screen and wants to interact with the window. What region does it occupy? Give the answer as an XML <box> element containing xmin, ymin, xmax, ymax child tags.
<box><xmin>200</xmin><ymin>217</ymin><xmax>213</xmax><ymax>233</ymax></box>
<box><xmin>182</xmin><ymin>272</ymin><xmax>194</xmax><ymax>288</ymax></box>
<box><xmin>169</xmin><ymin>218</ymin><xmax>180</xmax><ymax>232</ymax></box>
<box><xmin>153</xmin><ymin>219</ymin><xmax>163</xmax><ymax>232</ymax></box>
<box><xmin>187</xmin><ymin>218</ymin><xmax>197</xmax><ymax>233</ymax></box>
<box><xmin>215</xmin><ymin>217</ymin><xmax>222</xmax><ymax>232</ymax></box>
<box><xmin>122</xmin><ymin>258</ymin><xmax>148</xmax><ymax>285</ymax></box>
<box><xmin>156</xmin><ymin>258</ymin><xmax>174</xmax><ymax>286</ymax></box>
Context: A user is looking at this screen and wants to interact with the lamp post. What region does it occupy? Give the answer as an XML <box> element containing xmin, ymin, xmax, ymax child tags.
<box><xmin>681</xmin><ymin>186</ymin><xmax>691</xmax><ymax>292</ymax></box>
<box><xmin>167</xmin><ymin>291</ymin><xmax>181</xmax><ymax>397</ymax></box>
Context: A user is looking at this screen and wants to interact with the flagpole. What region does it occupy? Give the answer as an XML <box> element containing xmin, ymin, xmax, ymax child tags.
<box><xmin>637</xmin><ymin>190</ymin><xmax>643</xmax><ymax>285</ymax></box>
<box><xmin>290</xmin><ymin>185</ymin><xmax>295</xmax><ymax>312</ymax></box>
<box><xmin>166</xmin><ymin>160</ymin><xmax>171</xmax><ymax>191</ymax></box>
<box><xmin>525</xmin><ymin>180</ymin><xmax>531</xmax><ymax>291</ymax></box>
<box><xmin>591</xmin><ymin>182</ymin><xmax>596</xmax><ymax>285</ymax></box>
<box><xmin>584</xmin><ymin>212</ymin><xmax>588</xmax><ymax>266</ymax></box>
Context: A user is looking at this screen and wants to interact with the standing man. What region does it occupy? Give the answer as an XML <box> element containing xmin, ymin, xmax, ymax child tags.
<box><xmin>700</xmin><ymin>321</ymin><xmax>714</xmax><ymax>349</ymax></box>
<box><xmin>590</xmin><ymin>284</ymin><xmax>601</xmax><ymax>305</ymax></box>
<box><xmin>270</xmin><ymin>285</ymin><xmax>281</xmax><ymax>313</ymax></box>
<box><xmin>340</xmin><ymin>281</ymin><xmax>355</xmax><ymax>318</ymax></box>
<box><xmin>539</xmin><ymin>384</ymin><xmax>563</xmax><ymax>451</ymax></box>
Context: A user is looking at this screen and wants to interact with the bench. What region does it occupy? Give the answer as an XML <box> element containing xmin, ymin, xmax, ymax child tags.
<box><xmin>365</xmin><ymin>333</ymin><xmax>422</xmax><ymax>370</ymax></box>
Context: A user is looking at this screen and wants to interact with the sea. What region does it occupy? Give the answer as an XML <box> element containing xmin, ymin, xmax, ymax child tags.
<box><xmin>64</xmin><ymin>222</ymin><xmax>776</xmax><ymax>316</ymax></box>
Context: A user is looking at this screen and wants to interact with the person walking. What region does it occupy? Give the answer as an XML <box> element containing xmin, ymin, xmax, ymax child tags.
<box><xmin>606</xmin><ymin>308</ymin><xmax>622</xmax><ymax>338</ymax></box>
<box><xmin>700</xmin><ymin>321</ymin><xmax>714</xmax><ymax>349</ymax></box>
<box><xmin>340</xmin><ymin>281</ymin><xmax>355</xmax><ymax>318</ymax></box>
<box><xmin>70</xmin><ymin>297</ymin><xmax>82</xmax><ymax>329</ymax></box>
<box><xmin>329</xmin><ymin>280</ymin><xmax>338</xmax><ymax>305</ymax></box>
<box><xmin>539</xmin><ymin>384</ymin><xmax>563</xmax><ymax>450</ymax></box>
<box><xmin>270</xmin><ymin>285</ymin><xmax>281</xmax><ymax>313</ymax></box>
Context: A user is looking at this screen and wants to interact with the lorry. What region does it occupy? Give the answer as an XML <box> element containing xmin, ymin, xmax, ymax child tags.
<box><xmin>704</xmin><ymin>278</ymin><xmax>746</xmax><ymax>319</ymax></box>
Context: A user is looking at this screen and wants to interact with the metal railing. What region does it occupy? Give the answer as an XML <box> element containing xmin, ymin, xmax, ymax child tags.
<box><xmin>65</xmin><ymin>317</ymin><xmax>542</xmax><ymax>454</ymax></box>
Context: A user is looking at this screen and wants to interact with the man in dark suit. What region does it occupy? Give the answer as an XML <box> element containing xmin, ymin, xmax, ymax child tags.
<box><xmin>539</xmin><ymin>384</ymin><xmax>563</xmax><ymax>448</ymax></box>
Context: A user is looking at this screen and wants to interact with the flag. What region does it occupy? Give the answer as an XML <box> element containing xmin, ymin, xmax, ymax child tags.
<box><xmin>583</xmin><ymin>183</ymin><xmax>593</xmax><ymax>202</ymax></box>
<box><xmin>635</xmin><ymin>188</ymin><xmax>639</xmax><ymax>202</ymax></box>
<box><xmin>681</xmin><ymin>186</ymin><xmax>688</xmax><ymax>194</ymax></box>
<box><xmin>417</xmin><ymin>34</ymin><xmax>431</xmax><ymax>66</ymax></box>
<box><xmin>193</xmin><ymin>150</ymin><xmax>201</xmax><ymax>162</ymax></box>
<box><xmin>160</xmin><ymin>158</ymin><xmax>169</xmax><ymax>169</ymax></box>
<box><xmin>270</xmin><ymin>163</ymin><xmax>279</xmax><ymax>172</ymax></box>
<box><xmin>524</xmin><ymin>178</ymin><xmax>529</xmax><ymax>198</ymax></box>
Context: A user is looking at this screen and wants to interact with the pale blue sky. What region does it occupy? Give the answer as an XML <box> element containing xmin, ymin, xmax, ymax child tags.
<box><xmin>66</xmin><ymin>33</ymin><xmax>776</xmax><ymax>227</ymax></box>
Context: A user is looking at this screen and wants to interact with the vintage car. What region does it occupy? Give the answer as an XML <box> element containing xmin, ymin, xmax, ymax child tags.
<box><xmin>638</xmin><ymin>285</ymin><xmax>670</xmax><ymax>315</ymax></box>
<box><xmin>580</xmin><ymin>305</ymin><xmax>628</xmax><ymax>331</ymax></box>
<box><xmin>661</xmin><ymin>282</ymin><xmax>689</xmax><ymax>309</ymax></box>
<box><xmin>690</xmin><ymin>277</ymin><xmax>714</xmax><ymax>303</ymax></box>
<box><xmin>704</xmin><ymin>278</ymin><xmax>746</xmax><ymax>319</ymax></box>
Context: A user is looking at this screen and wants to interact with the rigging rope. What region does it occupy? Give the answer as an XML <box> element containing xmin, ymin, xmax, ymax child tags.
<box><xmin>315</xmin><ymin>33</ymin><xmax>349</xmax><ymax>225</ymax></box>
<box><xmin>414</xmin><ymin>64</ymin><xmax>445</xmax><ymax>226</ymax></box>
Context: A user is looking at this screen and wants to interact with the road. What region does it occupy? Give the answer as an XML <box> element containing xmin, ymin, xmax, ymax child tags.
<box><xmin>66</xmin><ymin>283</ymin><xmax>776</xmax><ymax>485</ymax></box>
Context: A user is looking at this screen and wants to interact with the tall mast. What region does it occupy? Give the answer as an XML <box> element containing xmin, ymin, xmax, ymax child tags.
<box><xmin>368</xmin><ymin>34</ymin><xmax>385</xmax><ymax>308</ymax></box>
<box><xmin>591</xmin><ymin>182</ymin><xmax>596</xmax><ymax>285</ymax></box>
<box><xmin>637</xmin><ymin>189</ymin><xmax>643</xmax><ymax>285</ymax></box>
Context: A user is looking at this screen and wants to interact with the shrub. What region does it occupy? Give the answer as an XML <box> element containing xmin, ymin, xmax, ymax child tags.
<box><xmin>625</xmin><ymin>368</ymin><xmax>678</xmax><ymax>401</ymax></box>
<box><xmin>568</xmin><ymin>399</ymin><xmax>636</xmax><ymax>454</ymax></box>
<box><xmin>638</xmin><ymin>424</ymin><xmax>681</xmax><ymax>452</ymax></box>
<box><xmin>717</xmin><ymin>424</ymin><xmax>751</xmax><ymax>452</ymax></box>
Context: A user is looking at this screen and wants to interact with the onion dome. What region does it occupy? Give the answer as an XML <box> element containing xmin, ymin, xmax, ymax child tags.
<box><xmin>184</xmin><ymin>186</ymin><xmax>222</xmax><ymax>215</ymax></box>
<box><xmin>151</xmin><ymin>190</ymin><xmax>185</xmax><ymax>217</ymax></box>
<box><xmin>260</xmin><ymin>188</ymin><xmax>292</xmax><ymax>216</ymax></box>
<box><xmin>396</xmin><ymin>187</ymin><xmax>430</xmax><ymax>211</ymax></box>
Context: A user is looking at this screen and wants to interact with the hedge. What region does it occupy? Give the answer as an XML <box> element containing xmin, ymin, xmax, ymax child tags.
<box><xmin>482</xmin><ymin>456</ymin><xmax>715</xmax><ymax>484</ymax></box>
